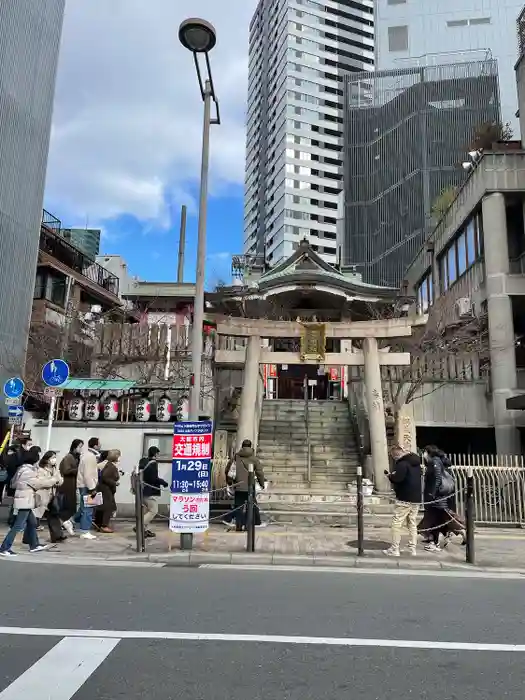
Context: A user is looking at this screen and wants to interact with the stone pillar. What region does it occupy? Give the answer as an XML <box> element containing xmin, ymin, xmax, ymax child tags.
<box><xmin>482</xmin><ymin>193</ymin><xmax>520</xmax><ymax>455</ymax></box>
<box><xmin>236</xmin><ymin>335</ymin><xmax>261</xmax><ymax>451</ymax></box>
<box><xmin>363</xmin><ymin>337</ymin><xmax>390</xmax><ymax>491</ymax></box>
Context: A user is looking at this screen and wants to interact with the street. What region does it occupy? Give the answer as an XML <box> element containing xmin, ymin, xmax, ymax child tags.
<box><xmin>1</xmin><ymin>562</ymin><xmax>525</xmax><ymax>698</ymax></box>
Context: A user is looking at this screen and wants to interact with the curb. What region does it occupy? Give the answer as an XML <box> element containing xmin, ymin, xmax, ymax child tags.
<box><xmin>124</xmin><ymin>550</ymin><xmax>525</xmax><ymax>575</ymax></box>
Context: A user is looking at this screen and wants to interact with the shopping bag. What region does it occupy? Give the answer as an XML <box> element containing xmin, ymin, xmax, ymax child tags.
<box><xmin>83</xmin><ymin>492</ymin><xmax>103</xmax><ymax>507</ymax></box>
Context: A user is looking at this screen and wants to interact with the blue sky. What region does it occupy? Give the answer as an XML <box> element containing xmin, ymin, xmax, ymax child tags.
<box><xmin>44</xmin><ymin>0</ymin><xmax>257</xmax><ymax>289</ymax></box>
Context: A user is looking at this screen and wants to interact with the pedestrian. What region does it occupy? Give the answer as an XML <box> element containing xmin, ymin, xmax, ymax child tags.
<box><xmin>33</xmin><ymin>451</ymin><xmax>66</xmax><ymax>544</ymax></box>
<box><xmin>419</xmin><ymin>445</ymin><xmax>455</xmax><ymax>552</ymax></box>
<box><xmin>76</xmin><ymin>437</ymin><xmax>101</xmax><ymax>540</ymax></box>
<box><xmin>94</xmin><ymin>449</ymin><xmax>121</xmax><ymax>533</ymax></box>
<box><xmin>58</xmin><ymin>439</ymin><xmax>84</xmax><ymax>535</ymax></box>
<box><xmin>434</xmin><ymin>449</ymin><xmax>466</xmax><ymax>548</ymax></box>
<box><xmin>224</xmin><ymin>439</ymin><xmax>266</xmax><ymax>531</ymax></box>
<box><xmin>139</xmin><ymin>446</ymin><xmax>168</xmax><ymax>538</ymax></box>
<box><xmin>4</xmin><ymin>437</ymin><xmax>33</xmax><ymax>498</ymax></box>
<box><xmin>383</xmin><ymin>445</ymin><xmax>423</xmax><ymax>558</ymax></box>
<box><xmin>0</xmin><ymin>449</ymin><xmax>59</xmax><ymax>556</ymax></box>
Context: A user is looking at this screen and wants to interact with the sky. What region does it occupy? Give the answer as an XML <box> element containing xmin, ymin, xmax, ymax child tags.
<box><xmin>44</xmin><ymin>0</ymin><xmax>258</xmax><ymax>288</ymax></box>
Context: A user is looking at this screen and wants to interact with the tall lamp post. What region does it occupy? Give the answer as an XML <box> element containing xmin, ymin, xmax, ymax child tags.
<box><xmin>179</xmin><ymin>18</ymin><xmax>220</xmax><ymax>550</ymax></box>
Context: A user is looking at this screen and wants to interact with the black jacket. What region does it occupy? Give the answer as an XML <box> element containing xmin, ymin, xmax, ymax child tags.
<box><xmin>140</xmin><ymin>457</ymin><xmax>168</xmax><ymax>498</ymax></box>
<box><xmin>424</xmin><ymin>457</ymin><xmax>447</xmax><ymax>510</ymax></box>
<box><xmin>388</xmin><ymin>452</ymin><xmax>422</xmax><ymax>504</ymax></box>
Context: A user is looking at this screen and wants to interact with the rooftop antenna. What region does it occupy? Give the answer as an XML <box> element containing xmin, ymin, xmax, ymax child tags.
<box><xmin>177</xmin><ymin>205</ymin><xmax>187</xmax><ymax>283</ymax></box>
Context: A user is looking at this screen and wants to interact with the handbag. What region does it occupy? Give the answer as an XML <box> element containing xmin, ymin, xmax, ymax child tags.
<box><xmin>438</xmin><ymin>470</ymin><xmax>455</xmax><ymax>498</ymax></box>
<box><xmin>83</xmin><ymin>492</ymin><xmax>103</xmax><ymax>507</ymax></box>
<box><xmin>47</xmin><ymin>492</ymin><xmax>64</xmax><ymax>514</ymax></box>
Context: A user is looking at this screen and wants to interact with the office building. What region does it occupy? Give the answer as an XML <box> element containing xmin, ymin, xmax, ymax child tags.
<box><xmin>374</xmin><ymin>0</ymin><xmax>523</xmax><ymax>131</ymax></box>
<box><xmin>62</xmin><ymin>227</ymin><xmax>101</xmax><ymax>260</ymax></box>
<box><xmin>342</xmin><ymin>58</ymin><xmax>500</xmax><ymax>286</ymax></box>
<box><xmin>0</xmin><ymin>0</ymin><xmax>65</xmax><ymax>405</ymax></box>
<box><xmin>244</xmin><ymin>0</ymin><xmax>374</xmax><ymax>267</ymax></box>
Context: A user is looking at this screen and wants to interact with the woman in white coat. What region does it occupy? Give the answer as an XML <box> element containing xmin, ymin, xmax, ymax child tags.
<box><xmin>0</xmin><ymin>449</ymin><xmax>61</xmax><ymax>557</ymax></box>
<box><xmin>33</xmin><ymin>451</ymin><xmax>65</xmax><ymax>544</ymax></box>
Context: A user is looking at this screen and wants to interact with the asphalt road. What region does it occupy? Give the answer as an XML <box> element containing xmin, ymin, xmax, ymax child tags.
<box><xmin>1</xmin><ymin>562</ymin><xmax>524</xmax><ymax>699</ymax></box>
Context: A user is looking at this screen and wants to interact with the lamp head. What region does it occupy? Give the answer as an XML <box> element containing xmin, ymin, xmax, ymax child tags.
<box><xmin>179</xmin><ymin>18</ymin><xmax>216</xmax><ymax>53</ymax></box>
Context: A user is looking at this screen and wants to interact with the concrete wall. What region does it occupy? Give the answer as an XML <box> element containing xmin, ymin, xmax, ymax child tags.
<box><xmin>30</xmin><ymin>423</ymin><xmax>173</xmax><ymax>513</ymax></box>
<box><xmin>410</xmin><ymin>381</ymin><xmax>492</xmax><ymax>427</ymax></box>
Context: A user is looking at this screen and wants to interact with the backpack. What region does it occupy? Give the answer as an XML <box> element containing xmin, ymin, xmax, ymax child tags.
<box><xmin>438</xmin><ymin>469</ymin><xmax>455</xmax><ymax>498</ymax></box>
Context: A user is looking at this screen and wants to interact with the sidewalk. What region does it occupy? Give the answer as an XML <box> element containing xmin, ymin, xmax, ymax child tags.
<box><xmin>0</xmin><ymin>520</ymin><xmax>524</xmax><ymax>572</ymax></box>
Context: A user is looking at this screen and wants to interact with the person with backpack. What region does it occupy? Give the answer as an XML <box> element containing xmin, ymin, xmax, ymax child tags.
<box><xmin>419</xmin><ymin>445</ymin><xmax>457</xmax><ymax>552</ymax></box>
<box><xmin>224</xmin><ymin>439</ymin><xmax>266</xmax><ymax>531</ymax></box>
<box><xmin>383</xmin><ymin>445</ymin><xmax>422</xmax><ymax>558</ymax></box>
<box><xmin>138</xmin><ymin>446</ymin><xmax>168</xmax><ymax>538</ymax></box>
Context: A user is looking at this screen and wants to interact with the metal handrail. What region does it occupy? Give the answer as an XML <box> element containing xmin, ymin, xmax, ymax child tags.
<box><xmin>347</xmin><ymin>381</ymin><xmax>371</xmax><ymax>479</ymax></box>
<box><xmin>303</xmin><ymin>375</ymin><xmax>312</xmax><ymax>486</ymax></box>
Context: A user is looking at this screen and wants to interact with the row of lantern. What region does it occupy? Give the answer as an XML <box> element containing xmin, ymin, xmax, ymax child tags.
<box><xmin>68</xmin><ymin>395</ymin><xmax>189</xmax><ymax>423</ymax></box>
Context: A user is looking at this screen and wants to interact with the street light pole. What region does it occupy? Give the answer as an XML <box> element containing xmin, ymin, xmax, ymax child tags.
<box><xmin>188</xmin><ymin>79</ymin><xmax>212</xmax><ymax>422</ymax></box>
<box><xmin>178</xmin><ymin>18</ymin><xmax>219</xmax><ymax>552</ymax></box>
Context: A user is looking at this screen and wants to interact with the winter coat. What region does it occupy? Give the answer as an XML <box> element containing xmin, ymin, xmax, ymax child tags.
<box><xmin>77</xmin><ymin>448</ymin><xmax>99</xmax><ymax>491</ymax></box>
<box><xmin>97</xmin><ymin>460</ymin><xmax>120</xmax><ymax>514</ymax></box>
<box><xmin>12</xmin><ymin>464</ymin><xmax>62</xmax><ymax>516</ymax></box>
<box><xmin>388</xmin><ymin>452</ymin><xmax>422</xmax><ymax>504</ymax></box>
<box><xmin>58</xmin><ymin>452</ymin><xmax>80</xmax><ymax>515</ymax></box>
<box><xmin>424</xmin><ymin>457</ymin><xmax>447</xmax><ymax>510</ymax></box>
<box><xmin>225</xmin><ymin>447</ymin><xmax>265</xmax><ymax>493</ymax></box>
<box><xmin>140</xmin><ymin>458</ymin><xmax>168</xmax><ymax>499</ymax></box>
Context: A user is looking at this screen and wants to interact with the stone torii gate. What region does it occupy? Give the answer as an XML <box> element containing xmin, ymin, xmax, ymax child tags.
<box><xmin>215</xmin><ymin>316</ymin><xmax>415</xmax><ymax>490</ymax></box>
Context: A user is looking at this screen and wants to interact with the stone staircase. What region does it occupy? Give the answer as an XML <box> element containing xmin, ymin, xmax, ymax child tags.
<box><xmin>256</xmin><ymin>399</ymin><xmax>392</xmax><ymax>526</ymax></box>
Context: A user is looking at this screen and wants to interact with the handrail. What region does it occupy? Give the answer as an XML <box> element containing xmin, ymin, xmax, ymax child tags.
<box><xmin>347</xmin><ymin>381</ymin><xmax>371</xmax><ymax>480</ymax></box>
<box><xmin>303</xmin><ymin>374</ymin><xmax>312</xmax><ymax>486</ymax></box>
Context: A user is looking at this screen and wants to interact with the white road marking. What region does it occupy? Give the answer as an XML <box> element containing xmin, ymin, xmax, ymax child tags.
<box><xmin>0</xmin><ymin>627</ymin><xmax>523</xmax><ymax>653</ymax></box>
<box><xmin>199</xmin><ymin>564</ymin><xmax>525</xmax><ymax>579</ymax></box>
<box><xmin>0</xmin><ymin>636</ymin><xmax>119</xmax><ymax>699</ymax></box>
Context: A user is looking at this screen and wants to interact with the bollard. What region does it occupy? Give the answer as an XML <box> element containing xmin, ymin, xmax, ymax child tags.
<box><xmin>356</xmin><ymin>465</ymin><xmax>365</xmax><ymax>556</ymax></box>
<box><xmin>465</xmin><ymin>466</ymin><xmax>475</xmax><ymax>565</ymax></box>
<box><xmin>246</xmin><ymin>464</ymin><xmax>255</xmax><ymax>552</ymax></box>
<box><xmin>134</xmin><ymin>470</ymin><xmax>145</xmax><ymax>553</ymax></box>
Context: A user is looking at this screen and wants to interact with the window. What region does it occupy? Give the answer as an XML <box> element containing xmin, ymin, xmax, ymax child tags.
<box><xmin>469</xmin><ymin>17</ymin><xmax>491</xmax><ymax>25</ymax></box>
<box><xmin>388</xmin><ymin>25</ymin><xmax>408</xmax><ymax>52</ymax></box>
<box><xmin>416</xmin><ymin>271</ymin><xmax>433</xmax><ymax>312</ymax></box>
<box><xmin>388</xmin><ymin>0</ymin><xmax>406</xmax><ymax>3</ymax></box>
<box><xmin>447</xmin><ymin>19</ymin><xmax>468</xmax><ymax>27</ymax></box>
<box><xmin>437</xmin><ymin>212</ymin><xmax>483</xmax><ymax>291</ymax></box>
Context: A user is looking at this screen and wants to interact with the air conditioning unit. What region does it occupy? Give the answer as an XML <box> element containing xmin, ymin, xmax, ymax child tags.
<box><xmin>456</xmin><ymin>296</ymin><xmax>473</xmax><ymax>318</ymax></box>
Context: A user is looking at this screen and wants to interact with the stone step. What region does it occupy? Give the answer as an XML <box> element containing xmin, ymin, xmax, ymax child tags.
<box><xmin>258</xmin><ymin>447</ymin><xmax>360</xmax><ymax>457</ymax></box>
<box><xmin>260</xmin><ymin>511</ymin><xmax>393</xmax><ymax>527</ymax></box>
<box><xmin>260</xmin><ymin>500</ymin><xmax>394</xmax><ymax>515</ymax></box>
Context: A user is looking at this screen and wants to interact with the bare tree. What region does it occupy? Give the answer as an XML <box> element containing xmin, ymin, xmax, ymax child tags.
<box><xmin>469</xmin><ymin>120</ymin><xmax>513</xmax><ymax>152</ymax></box>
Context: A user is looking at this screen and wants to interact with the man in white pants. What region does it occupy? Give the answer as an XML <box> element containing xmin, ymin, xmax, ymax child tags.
<box><xmin>383</xmin><ymin>445</ymin><xmax>423</xmax><ymax>557</ymax></box>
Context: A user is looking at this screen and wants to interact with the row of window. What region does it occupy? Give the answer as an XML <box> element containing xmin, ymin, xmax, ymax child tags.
<box><xmin>416</xmin><ymin>213</ymin><xmax>484</xmax><ymax>311</ymax></box>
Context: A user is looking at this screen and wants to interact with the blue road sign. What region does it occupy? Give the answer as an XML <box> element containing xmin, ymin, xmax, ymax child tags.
<box><xmin>3</xmin><ymin>377</ymin><xmax>24</xmax><ymax>400</ymax></box>
<box><xmin>8</xmin><ymin>405</ymin><xmax>23</xmax><ymax>418</ymax></box>
<box><xmin>42</xmin><ymin>359</ymin><xmax>70</xmax><ymax>387</ymax></box>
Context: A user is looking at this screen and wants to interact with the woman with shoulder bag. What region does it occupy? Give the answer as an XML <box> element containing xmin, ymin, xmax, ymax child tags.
<box><xmin>35</xmin><ymin>451</ymin><xmax>65</xmax><ymax>544</ymax></box>
<box><xmin>0</xmin><ymin>450</ymin><xmax>59</xmax><ymax>556</ymax></box>
<box><xmin>93</xmin><ymin>449</ymin><xmax>121</xmax><ymax>534</ymax></box>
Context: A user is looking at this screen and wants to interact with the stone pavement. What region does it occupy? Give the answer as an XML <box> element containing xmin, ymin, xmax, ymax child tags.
<box><xmin>0</xmin><ymin>519</ymin><xmax>524</xmax><ymax>571</ymax></box>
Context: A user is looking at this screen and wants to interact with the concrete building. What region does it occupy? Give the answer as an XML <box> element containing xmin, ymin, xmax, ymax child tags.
<box><xmin>62</xmin><ymin>227</ymin><xmax>101</xmax><ymax>260</ymax></box>
<box><xmin>402</xmin><ymin>11</ymin><xmax>525</xmax><ymax>455</ymax></box>
<box><xmin>374</xmin><ymin>0</ymin><xmax>524</xmax><ymax>132</ymax></box>
<box><xmin>342</xmin><ymin>58</ymin><xmax>501</xmax><ymax>286</ymax></box>
<box><xmin>0</xmin><ymin>0</ymin><xmax>65</xmax><ymax>409</ymax></box>
<box><xmin>244</xmin><ymin>0</ymin><xmax>374</xmax><ymax>267</ymax></box>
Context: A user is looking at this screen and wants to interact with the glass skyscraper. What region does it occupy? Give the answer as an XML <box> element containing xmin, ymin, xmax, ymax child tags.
<box><xmin>0</xmin><ymin>0</ymin><xmax>66</xmax><ymax>401</ymax></box>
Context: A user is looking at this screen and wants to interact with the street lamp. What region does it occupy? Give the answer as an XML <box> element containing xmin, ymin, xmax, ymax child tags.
<box><xmin>179</xmin><ymin>17</ymin><xmax>220</xmax><ymax>551</ymax></box>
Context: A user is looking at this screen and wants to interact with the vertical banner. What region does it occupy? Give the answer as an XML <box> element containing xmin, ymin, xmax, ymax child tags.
<box><xmin>170</xmin><ymin>419</ymin><xmax>213</xmax><ymax>533</ymax></box>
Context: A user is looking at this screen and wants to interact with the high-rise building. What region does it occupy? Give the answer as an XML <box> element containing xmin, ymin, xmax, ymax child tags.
<box><xmin>244</xmin><ymin>0</ymin><xmax>374</xmax><ymax>267</ymax></box>
<box><xmin>374</xmin><ymin>0</ymin><xmax>523</xmax><ymax>132</ymax></box>
<box><xmin>0</xmin><ymin>0</ymin><xmax>65</xmax><ymax>398</ymax></box>
<box><xmin>342</xmin><ymin>58</ymin><xmax>500</xmax><ymax>286</ymax></box>
<box><xmin>62</xmin><ymin>228</ymin><xmax>101</xmax><ymax>260</ymax></box>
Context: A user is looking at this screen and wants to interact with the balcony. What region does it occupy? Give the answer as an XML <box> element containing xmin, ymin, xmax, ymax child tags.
<box><xmin>39</xmin><ymin>211</ymin><xmax>119</xmax><ymax>303</ymax></box>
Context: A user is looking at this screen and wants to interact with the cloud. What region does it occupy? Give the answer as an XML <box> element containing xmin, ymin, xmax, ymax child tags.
<box><xmin>45</xmin><ymin>0</ymin><xmax>256</xmax><ymax>227</ymax></box>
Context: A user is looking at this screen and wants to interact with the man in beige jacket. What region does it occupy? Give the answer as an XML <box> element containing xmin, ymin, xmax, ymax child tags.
<box><xmin>76</xmin><ymin>437</ymin><xmax>101</xmax><ymax>539</ymax></box>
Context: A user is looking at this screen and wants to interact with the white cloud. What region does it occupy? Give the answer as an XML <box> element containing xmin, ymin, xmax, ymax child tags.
<box><xmin>45</xmin><ymin>0</ymin><xmax>257</xmax><ymax>226</ymax></box>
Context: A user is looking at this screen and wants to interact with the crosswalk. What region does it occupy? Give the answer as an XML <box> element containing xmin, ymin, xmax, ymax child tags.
<box><xmin>0</xmin><ymin>636</ymin><xmax>119</xmax><ymax>699</ymax></box>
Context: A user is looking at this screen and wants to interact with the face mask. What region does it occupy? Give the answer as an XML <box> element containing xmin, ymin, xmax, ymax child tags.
<box><xmin>49</xmin><ymin>457</ymin><xmax>57</xmax><ymax>466</ymax></box>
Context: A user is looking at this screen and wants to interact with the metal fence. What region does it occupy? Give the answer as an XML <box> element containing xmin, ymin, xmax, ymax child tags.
<box><xmin>449</xmin><ymin>454</ymin><xmax>525</xmax><ymax>526</ymax></box>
